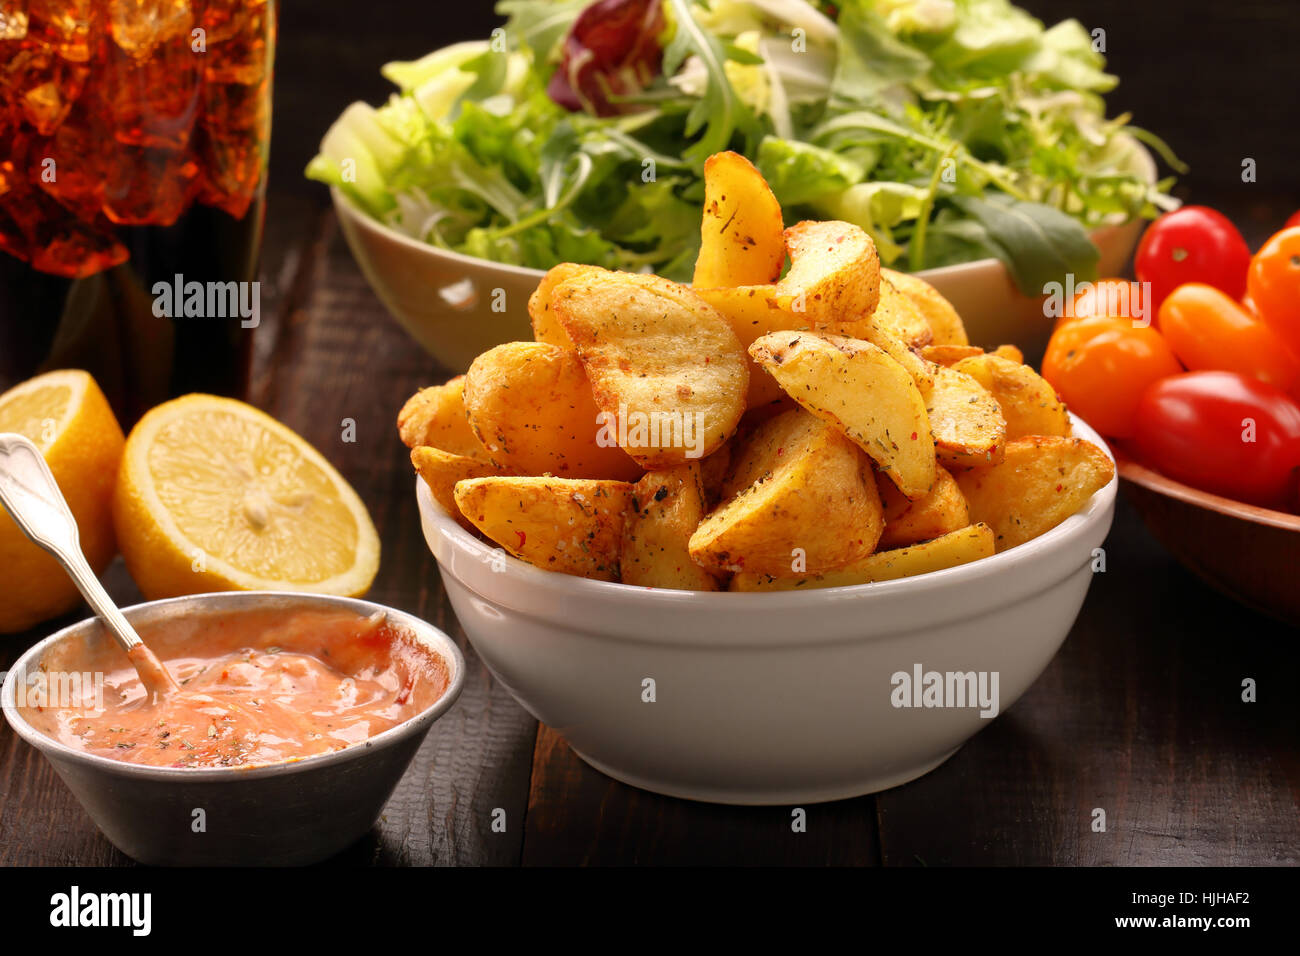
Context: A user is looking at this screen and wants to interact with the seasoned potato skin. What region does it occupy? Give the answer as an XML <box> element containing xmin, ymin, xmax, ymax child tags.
<box><xmin>954</xmin><ymin>436</ymin><xmax>1114</xmax><ymax>551</ymax></box>
<box><xmin>774</xmin><ymin>220</ymin><xmax>881</xmax><ymax>328</ymax></box>
<box><xmin>698</xmin><ymin>440</ymin><xmax>732</xmax><ymax>507</ymax></box>
<box><xmin>453</xmin><ymin>476</ymin><xmax>633</xmax><ymax>581</ymax></box>
<box><xmin>551</xmin><ymin>272</ymin><xmax>748</xmax><ymax>468</ymax></box>
<box><xmin>952</xmin><ymin>354</ymin><xmax>1071</xmax><ymax>440</ymax></box>
<box><xmin>622</xmin><ymin>463</ymin><xmax>722</xmax><ymax>591</ymax></box>
<box><xmin>693</xmin><ymin>151</ymin><xmax>787</xmax><ymax>289</ymax></box>
<box><xmin>877</xmin><ymin>464</ymin><xmax>970</xmax><ymax>549</ymax></box>
<box><xmin>882</xmin><ymin>269</ymin><xmax>969</xmax><ymax>347</ymax></box>
<box><xmin>397</xmin><ymin>376</ymin><xmax>487</xmax><ymax>459</ymax></box>
<box><xmin>529</xmin><ymin>263</ymin><xmax>607</xmax><ymax>349</ymax></box>
<box><xmin>463</xmin><ymin>341</ymin><xmax>642</xmax><ymax>480</ymax></box>
<box><xmin>412</xmin><ymin>446</ymin><xmax>501</xmax><ymax>532</ymax></box>
<box><xmin>923</xmin><ymin>365</ymin><xmax>1008</xmax><ymax>469</ymax></box>
<box><xmin>871</xmin><ymin>277</ymin><xmax>933</xmax><ymax>349</ymax></box>
<box><xmin>730</xmin><ymin>523</ymin><xmax>995</xmax><ymax>591</ymax></box>
<box><xmin>921</xmin><ymin>344</ymin><xmax>984</xmax><ymax>367</ymax></box>
<box><xmin>748</xmin><ymin>331</ymin><xmax>936</xmax><ymax>499</ymax></box>
<box><xmin>693</xmin><ymin>284</ymin><xmax>805</xmax><ymax>409</ymax></box>
<box><xmin>689</xmin><ymin>410</ymin><xmax>883</xmax><ymax>576</ymax></box>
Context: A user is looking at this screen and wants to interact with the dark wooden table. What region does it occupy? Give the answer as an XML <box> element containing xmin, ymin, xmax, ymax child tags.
<box><xmin>2</xmin><ymin>0</ymin><xmax>1298</xmax><ymax>867</ymax></box>
<box><xmin>1</xmin><ymin>186</ymin><xmax>1296</xmax><ymax>867</ymax></box>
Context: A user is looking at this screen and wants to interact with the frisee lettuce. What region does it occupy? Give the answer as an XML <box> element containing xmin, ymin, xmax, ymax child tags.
<box><xmin>307</xmin><ymin>0</ymin><xmax>1180</xmax><ymax>290</ymax></box>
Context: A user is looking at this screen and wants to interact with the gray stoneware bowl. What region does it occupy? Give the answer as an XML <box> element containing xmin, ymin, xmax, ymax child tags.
<box><xmin>1</xmin><ymin>591</ymin><xmax>465</xmax><ymax>866</ymax></box>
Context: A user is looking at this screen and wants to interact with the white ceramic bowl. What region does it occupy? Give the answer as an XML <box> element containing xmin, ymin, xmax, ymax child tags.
<box><xmin>417</xmin><ymin>415</ymin><xmax>1116</xmax><ymax>805</ymax></box>
<box><xmin>333</xmin><ymin>187</ymin><xmax>1144</xmax><ymax>371</ymax></box>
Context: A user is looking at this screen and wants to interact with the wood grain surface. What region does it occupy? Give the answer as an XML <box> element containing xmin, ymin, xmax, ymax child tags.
<box><xmin>0</xmin><ymin>0</ymin><xmax>1297</xmax><ymax>867</ymax></box>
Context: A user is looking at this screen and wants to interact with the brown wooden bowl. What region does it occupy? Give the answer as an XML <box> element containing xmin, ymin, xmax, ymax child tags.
<box><xmin>1115</xmin><ymin>447</ymin><xmax>1300</xmax><ymax>625</ymax></box>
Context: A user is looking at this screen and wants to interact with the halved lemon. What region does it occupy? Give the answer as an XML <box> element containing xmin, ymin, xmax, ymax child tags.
<box><xmin>0</xmin><ymin>370</ymin><xmax>124</xmax><ymax>633</ymax></box>
<box><xmin>113</xmin><ymin>394</ymin><xmax>380</xmax><ymax>600</ymax></box>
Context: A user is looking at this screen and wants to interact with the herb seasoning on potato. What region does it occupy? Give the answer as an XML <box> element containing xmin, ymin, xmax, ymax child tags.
<box><xmin>401</xmin><ymin>152</ymin><xmax>1114</xmax><ymax>590</ymax></box>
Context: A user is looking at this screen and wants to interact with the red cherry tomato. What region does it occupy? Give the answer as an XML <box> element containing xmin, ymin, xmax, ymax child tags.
<box><xmin>1132</xmin><ymin>371</ymin><xmax>1300</xmax><ymax>508</ymax></box>
<box><xmin>1286</xmin><ymin>210</ymin><xmax>1300</xmax><ymax>230</ymax></box>
<box><xmin>1135</xmin><ymin>206</ymin><xmax>1252</xmax><ymax>317</ymax></box>
<box><xmin>1246</xmin><ymin>226</ymin><xmax>1300</xmax><ymax>354</ymax></box>
<box><xmin>1157</xmin><ymin>283</ymin><xmax>1300</xmax><ymax>392</ymax></box>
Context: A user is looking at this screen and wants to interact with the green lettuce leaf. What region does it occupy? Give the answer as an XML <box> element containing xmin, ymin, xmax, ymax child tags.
<box><xmin>756</xmin><ymin>137</ymin><xmax>864</xmax><ymax>206</ymax></box>
<box><xmin>831</xmin><ymin>2</ymin><xmax>931</xmax><ymax>106</ymax></box>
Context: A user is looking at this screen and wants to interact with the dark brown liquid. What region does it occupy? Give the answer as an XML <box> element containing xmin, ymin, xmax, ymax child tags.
<box><xmin>0</xmin><ymin>196</ymin><xmax>262</xmax><ymax>426</ymax></box>
<box><xmin>0</xmin><ymin>1</ymin><xmax>275</xmax><ymax>427</ymax></box>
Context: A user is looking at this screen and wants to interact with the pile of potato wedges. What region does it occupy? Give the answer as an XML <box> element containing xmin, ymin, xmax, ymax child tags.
<box><xmin>399</xmin><ymin>152</ymin><xmax>1114</xmax><ymax>592</ymax></box>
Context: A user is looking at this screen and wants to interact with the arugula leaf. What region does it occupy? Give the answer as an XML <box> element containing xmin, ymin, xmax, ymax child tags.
<box><xmin>662</xmin><ymin>0</ymin><xmax>754</xmax><ymax>165</ymax></box>
<box><xmin>949</xmin><ymin>194</ymin><xmax>1099</xmax><ymax>294</ymax></box>
<box><xmin>920</xmin><ymin>216</ymin><xmax>1004</xmax><ymax>271</ymax></box>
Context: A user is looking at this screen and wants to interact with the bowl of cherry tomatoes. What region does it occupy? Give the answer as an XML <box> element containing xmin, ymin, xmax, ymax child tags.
<box><xmin>1041</xmin><ymin>207</ymin><xmax>1300</xmax><ymax>623</ymax></box>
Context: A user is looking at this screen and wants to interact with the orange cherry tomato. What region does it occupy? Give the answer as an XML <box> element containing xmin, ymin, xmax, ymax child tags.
<box><xmin>1246</xmin><ymin>226</ymin><xmax>1300</xmax><ymax>353</ymax></box>
<box><xmin>1055</xmin><ymin>278</ymin><xmax>1152</xmax><ymax>330</ymax></box>
<box><xmin>1158</xmin><ymin>283</ymin><xmax>1300</xmax><ymax>392</ymax></box>
<box><xmin>1042</xmin><ymin>316</ymin><xmax>1183</xmax><ymax>438</ymax></box>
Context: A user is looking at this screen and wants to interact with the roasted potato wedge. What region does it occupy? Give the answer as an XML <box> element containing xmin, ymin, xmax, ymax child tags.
<box><xmin>697</xmin><ymin>279</ymin><xmax>935</xmax><ymax>403</ymax></box>
<box><xmin>412</xmin><ymin>446</ymin><xmax>501</xmax><ymax>533</ymax></box>
<box><xmin>397</xmin><ymin>376</ymin><xmax>487</xmax><ymax>459</ymax></box>
<box><xmin>992</xmin><ymin>344</ymin><xmax>1024</xmax><ymax>364</ymax></box>
<box><xmin>952</xmin><ymin>354</ymin><xmax>1071</xmax><ymax>440</ymax></box>
<box><xmin>453</xmin><ymin>476</ymin><xmax>633</xmax><ymax>581</ymax></box>
<box><xmin>954</xmin><ymin>437</ymin><xmax>1114</xmax><ymax>551</ymax></box>
<box><xmin>689</xmin><ymin>410</ymin><xmax>882</xmax><ymax>576</ymax></box>
<box><xmin>730</xmin><ymin>523</ymin><xmax>995</xmax><ymax>591</ymax></box>
<box><xmin>693</xmin><ymin>284</ymin><xmax>804</xmax><ymax>409</ymax></box>
<box><xmin>921</xmin><ymin>344</ymin><xmax>984</xmax><ymax>367</ymax></box>
<box><xmin>463</xmin><ymin>341</ymin><xmax>642</xmax><ymax>480</ymax></box>
<box><xmin>871</xmin><ymin>276</ymin><xmax>933</xmax><ymax>348</ymax></box>
<box><xmin>923</xmin><ymin>365</ymin><xmax>1007</xmax><ymax>468</ymax></box>
<box><xmin>622</xmin><ymin>463</ymin><xmax>722</xmax><ymax>591</ymax></box>
<box><xmin>882</xmin><ymin>269</ymin><xmax>969</xmax><ymax>346</ymax></box>
<box><xmin>693</xmin><ymin>151</ymin><xmax>786</xmax><ymax>289</ymax></box>
<box><xmin>748</xmin><ymin>331</ymin><xmax>936</xmax><ymax>498</ymax></box>
<box><xmin>529</xmin><ymin>263</ymin><xmax>606</xmax><ymax>349</ymax></box>
<box><xmin>774</xmin><ymin>220</ymin><xmax>880</xmax><ymax>328</ymax></box>
<box><xmin>877</xmin><ymin>464</ymin><xmax>970</xmax><ymax>549</ymax></box>
<box><xmin>698</xmin><ymin>440</ymin><xmax>732</xmax><ymax>507</ymax></box>
<box><xmin>551</xmin><ymin>272</ymin><xmax>748</xmax><ymax>468</ymax></box>
<box><xmin>829</xmin><ymin>312</ymin><xmax>935</xmax><ymax>391</ymax></box>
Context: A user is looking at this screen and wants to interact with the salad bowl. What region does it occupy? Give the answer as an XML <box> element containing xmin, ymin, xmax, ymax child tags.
<box><xmin>317</xmin><ymin>0</ymin><xmax>1169</xmax><ymax>371</ymax></box>
<box><xmin>334</xmin><ymin>185</ymin><xmax>1144</xmax><ymax>371</ymax></box>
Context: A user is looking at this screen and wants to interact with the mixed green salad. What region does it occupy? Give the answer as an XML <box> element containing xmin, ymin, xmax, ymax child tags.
<box><xmin>307</xmin><ymin>0</ymin><xmax>1181</xmax><ymax>293</ymax></box>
